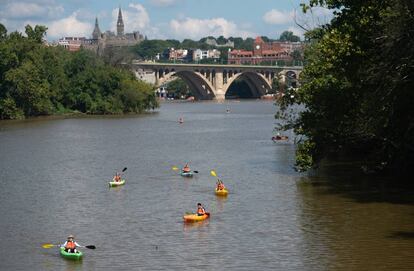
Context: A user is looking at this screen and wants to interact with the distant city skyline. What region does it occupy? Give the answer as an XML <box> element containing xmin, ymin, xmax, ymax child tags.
<box><xmin>0</xmin><ymin>0</ymin><xmax>333</xmax><ymax>41</ymax></box>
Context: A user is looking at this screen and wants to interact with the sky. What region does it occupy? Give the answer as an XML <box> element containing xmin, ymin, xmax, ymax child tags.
<box><xmin>0</xmin><ymin>0</ymin><xmax>333</xmax><ymax>41</ymax></box>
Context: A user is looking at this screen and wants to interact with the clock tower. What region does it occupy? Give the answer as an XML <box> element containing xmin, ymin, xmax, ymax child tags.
<box><xmin>254</xmin><ymin>36</ymin><xmax>264</xmax><ymax>56</ymax></box>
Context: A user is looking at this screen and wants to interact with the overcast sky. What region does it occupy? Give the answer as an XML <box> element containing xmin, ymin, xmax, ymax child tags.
<box><xmin>0</xmin><ymin>0</ymin><xmax>333</xmax><ymax>41</ymax></box>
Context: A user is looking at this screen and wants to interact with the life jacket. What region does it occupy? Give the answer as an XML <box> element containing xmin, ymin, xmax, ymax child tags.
<box><xmin>197</xmin><ymin>207</ymin><xmax>206</xmax><ymax>215</ymax></box>
<box><xmin>66</xmin><ymin>241</ymin><xmax>75</xmax><ymax>249</ymax></box>
<box><xmin>217</xmin><ymin>183</ymin><xmax>225</xmax><ymax>190</ymax></box>
<box><xmin>183</xmin><ymin>167</ymin><xmax>190</xmax><ymax>172</ymax></box>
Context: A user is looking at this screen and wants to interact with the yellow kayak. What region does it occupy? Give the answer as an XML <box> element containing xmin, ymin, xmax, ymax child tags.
<box><xmin>215</xmin><ymin>187</ymin><xmax>228</xmax><ymax>196</ymax></box>
<box><xmin>183</xmin><ymin>212</ymin><xmax>210</xmax><ymax>223</ymax></box>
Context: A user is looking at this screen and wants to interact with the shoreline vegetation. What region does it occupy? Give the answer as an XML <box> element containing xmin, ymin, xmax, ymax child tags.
<box><xmin>276</xmin><ymin>0</ymin><xmax>414</xmax><ymax>176</ymax></box>
<box><xmin>0</xmin><ymin>24</ymin><xmax>158</xmax><ymax>120</ymax></box>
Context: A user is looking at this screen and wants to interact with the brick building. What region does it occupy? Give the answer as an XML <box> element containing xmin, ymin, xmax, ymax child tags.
<box><xmin>228</xmin><ymin>36</ymin><xmax>303</xmax><ymax>65</ymax></box>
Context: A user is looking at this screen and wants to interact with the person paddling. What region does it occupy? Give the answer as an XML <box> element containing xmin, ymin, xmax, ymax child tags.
<box><xmin>216</xmin><ymin>179</ymin><xmax>226</xmax><ymax>190</ymax></box>
<box><xmin>196</xmin><ymin>203</ymin><xmax>206</xmax><ymax>216</ymax></box>
<box><xmin>113</xmin><ymin>171</ymin><xmax>122</xmax><ymax>182</ymax></box>
<box><xmin>182</xmin><ymin>163</ymin><xmax>191</xmax><ymax>173</ymax></box>
<box><xmin>61</xmin><ymin>235</ymin><xmax>82</xmax><ymax>253</ymax></box>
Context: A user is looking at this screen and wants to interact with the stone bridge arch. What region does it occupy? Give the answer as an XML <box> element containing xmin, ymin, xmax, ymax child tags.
<box><xmin>224</xmin><ymin>71</ymin><xmax>273</xmax><ymax>98</ymax></box>
<box><xmin>278</xmin><ymin>69</ymin><xmax>301</xmax><ymax>89</ymax></box>
<box><xmin>158</xmin><ymin>70</ymin><xmax>216</xmax><ymax>100</ymax></box>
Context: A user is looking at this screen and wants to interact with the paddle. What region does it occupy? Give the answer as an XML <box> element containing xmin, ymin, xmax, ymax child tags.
<box><xmin>185</xmin><ymin>212</ymin><xmax>210</xmax><ymax>216</ymax></box>
<box><xmin>112</xmin><ymin>167</ymin><xmax>127</xmax><ymax>181</ymax></box>
<box><xmin>42</xmin><ymin>243</ymin><xmax>96</xmax><ymax>249</ymax></box>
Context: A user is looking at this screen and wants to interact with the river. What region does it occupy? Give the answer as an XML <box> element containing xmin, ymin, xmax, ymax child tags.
<box><xmin>0</xmin><ymin>100</ymin><xmax>413</xmax><ymax>270</ymax></box>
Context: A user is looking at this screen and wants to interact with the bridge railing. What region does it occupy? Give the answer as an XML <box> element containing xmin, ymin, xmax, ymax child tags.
<box><xmin>131</xmin><ymin>60</ymin><xmax>303</xmax><ymax>70</ymax></box>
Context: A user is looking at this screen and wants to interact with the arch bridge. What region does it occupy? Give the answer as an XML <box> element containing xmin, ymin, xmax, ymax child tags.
<box><xmin>130</xmin><ymin>61</ymin><xmax>302</xmax><ymax>100</ymax></box>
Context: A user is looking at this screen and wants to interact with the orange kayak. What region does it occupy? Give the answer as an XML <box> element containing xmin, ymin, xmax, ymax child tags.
<box><xmin>215</xmin><ymin>187</ymin><xmax>228</xmax><ymax>196</ymax></box>
<box><xmin>183</xmin><ymin>212</ymin><xmax>210</xmax><ymax>223</ymax></box>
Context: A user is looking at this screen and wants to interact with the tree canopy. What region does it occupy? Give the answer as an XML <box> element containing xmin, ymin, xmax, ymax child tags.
<box><xmin>277</xmin><ymin>0</ymin><xmax>414</xmax><ymax>175</ymax></box>
<box><xmin>279</xmin><ymin>31</ymin><xmax>301</xmax><ymax>42</ymax></box>
<box><xmin>0</xmin><ymin>24</ymin><xmax>158</xmax><ymax>120</ymax></box>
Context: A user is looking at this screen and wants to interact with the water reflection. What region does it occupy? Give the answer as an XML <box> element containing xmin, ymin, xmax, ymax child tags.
<box><xmin>297</xmin><ymin>171</ymin><xmax>414</xmax><ymax>270</ymax></box>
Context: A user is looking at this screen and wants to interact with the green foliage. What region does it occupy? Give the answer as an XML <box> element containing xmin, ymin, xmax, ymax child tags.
<box><xmin>0</xmin><ymin>24</ymin><xmax>158</xmax><ymax>120</ymax></box>
<box><xmin>0</xmin><ymin>24</ymin><xmax>7</xmax><ymax>41</ymax></box>
<box><xmin>166</xmin><ymin>78</ymin><xmax>189</xmax><ymax>98</ymax></box>
<box><xmin>279</xmin><ymin>31</ymin><xmax>301</xmax><ymax>42</ymax></box>
<box><xmin>0</xmin><ymin>96</ymin><xmax>23</xmax><ymax>119</ymax></box>
<box><xmin>295</xmin><ymin>140</ymin><xmax>316</xmax><ymax>171</ymax></box>
<box><xmin>277</xmin><ymin>0</ymin><xmax>414</xmax><ymax>175</ymax></box>
<box><xmin>25</xmin><ymin>25</ymin><xmax>47</xmax><ymax>43</ymax></box>
<box><xmin>134</xmin><ymin>39</ymin><xmax>176</xmax><ymax>59</ymax></box>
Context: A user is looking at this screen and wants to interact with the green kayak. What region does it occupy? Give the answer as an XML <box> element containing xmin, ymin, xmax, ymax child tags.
<box><xmin>109</xmin><ymin>179</ymin><xmax>126</xmax><ymax>187</ymax></box>
<box><xmin>180</xmin><ymin>171</ymin><xmax>193</xmax><ymax>177</ymax></box>
<box><xmin>60</xmin><ymin>247</ymin><xmax>83</xmax><ymax>260</ymax></box>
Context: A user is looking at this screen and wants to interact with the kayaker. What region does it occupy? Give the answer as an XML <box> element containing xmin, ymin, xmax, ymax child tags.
<box><xmin>113</xmin><ymin>172</ymin><xmax>122</xmax><ymax>182</ymax></box>
<box><xmin>216</xmin><ymin>179</ymin><xmax>225</xmax><ymax>190</ymax></box>
<box><xmin>182</xmin><ymin>163</ymin><xmax>191</xmax><ymax>173</ymax></box>
<box><xmin>196</xmin><ymin>203</ymin><xmax>206</xmax><ymax>216</ymax></box>
<box><xmin>61</xmin><ymin>235</ymin><xmax>82</xmax><ymax>253</ymax></box>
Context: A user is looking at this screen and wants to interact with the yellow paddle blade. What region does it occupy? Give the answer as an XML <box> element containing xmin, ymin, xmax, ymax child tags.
<box><xmin>42</xmin><ymin>244</ymin><xmax>55</xmax><ymax>248</ymax></box>
<box><xmin>210</xmin><ymin>170</ymin><xmax>217</xmax><ymax>177</ymax></box>
<box><xmin>172</xmin><ymin>166</ymin><xmax>179</xmax><ymax>171</ymax></box>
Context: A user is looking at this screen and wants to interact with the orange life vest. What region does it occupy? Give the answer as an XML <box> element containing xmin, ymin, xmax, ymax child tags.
<box><xmin>197</xmin><ymin>207</ymin><xmax>206</xmax><ymax>215</ymax></box>
<box><xmin>183</xmin><ymin>166</ymin><xmax>190</xmax><ymax>172</ymax></box>
<box><xmin>217</xmin><ymin>183</ymin><xmax>225</xmax><ymax>190</ymax></box>
<box><xmin>66</xmin><ymin>241</ymin><xmax>75</xmax><ymax>249</ymax></box>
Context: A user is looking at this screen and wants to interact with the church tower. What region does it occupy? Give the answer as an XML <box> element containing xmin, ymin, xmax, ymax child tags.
<box><xmin>92</xmin><ymin>17</ymin><xmax>101</xmax><ymax>40</ymax></box>
<box><xmin>116</xmin><ymin>7</ymin><xmax>124</xmax><ymax>37</ymax></box>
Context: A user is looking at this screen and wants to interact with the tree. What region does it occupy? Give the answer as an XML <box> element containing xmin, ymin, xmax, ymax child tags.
<box><xmin>217</xmin><ymin>36</ymin><xmax>227</xmax><ymax>44</ymax></box>
<box><xmin>134</xmin><ymin>40</ymin><xmax>171</xmax><ymax>59</ymax></box>
<box><xmin>25</xmin><ymin>25</ymin><xmax>47</xmax><ymax>43</ymax></box>
<box><xmin>279</xmin><ymin>31</ymin><xmax>300</xmax><ymax>42</ymax></box>
<box><xmin>166</xmin><ymin>78</ymin><xmax>189</xmax><ymax>98</ymax></box>
<box><xmin>0</xmin><ymin>24</ymin><xmax>7</xmax><ymax>41</ymax></box>
<box><xmin>0</xmin><ymin>24</ymin><xmax>158</xmax><ymax>119</ymax></box>
<box><xmin>277</xmin><ymin>0</ymin><xmax>414</xmax><ymax>175</ymax></box>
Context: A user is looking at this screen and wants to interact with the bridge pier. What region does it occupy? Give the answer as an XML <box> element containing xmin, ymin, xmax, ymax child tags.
<box><xmin>214</xmin><ymin>72</ymin><xmax>225</xmax><ymax>100</ymax></box>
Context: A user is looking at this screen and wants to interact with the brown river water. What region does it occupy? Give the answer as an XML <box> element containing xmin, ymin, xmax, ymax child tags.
<box><xmin>0</xmin><ymin>100</ymin><xmax>413</xmax><ymax>270</ymax></box>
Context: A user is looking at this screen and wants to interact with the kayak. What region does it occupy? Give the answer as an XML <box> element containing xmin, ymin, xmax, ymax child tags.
<box><xmin>60</xmin><ymin>247</ymin><xmax>83</xmax><ymax>260</ymax></box>
<box><xmin>183</xmin><ymin>212</ymin><xmax>210</xmax><ymax>223</ymax></box>
<box><xmin>109</xmin><ymin>179</ymin><xmax>126</xmax><ymax>187</ymax></box>
<box><xmin>215</xmin><ymin>187</ymin><xmax>229</xmax><ymax>196</ymax></box>
<box><xmin>180</xmin><ymin>171</ymin><xmax>193</xmax><ymax>177</ymax></box>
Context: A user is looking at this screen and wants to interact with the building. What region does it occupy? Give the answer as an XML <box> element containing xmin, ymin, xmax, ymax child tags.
<box><xmin>59</xmin><ymin>7</ymin><xmax>145</xmax><ymax>54</ymax></box>
<box><xmin>57</xmin><ymin>37</ymin><xmax>85</xmax><ymax>51</ymax></box>
<box><xmin>192</xmin><ymin>49</ymin><xmax>221</xmax><ymax>62</ymax></box>
<box><xmin>168</xmin><ymin>48</ymin><xmax>189</xmax><ymax>61</ymax></box>
<box><xmin>228</xmin><ymin>36</ymin><xmax>303</xmax><ymax>65</ymax></box>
